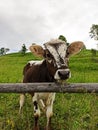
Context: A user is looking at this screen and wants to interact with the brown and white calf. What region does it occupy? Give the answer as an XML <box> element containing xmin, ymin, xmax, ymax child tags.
<box><xmin>19</xmin><ymin>39</ymin><xmax>84</xmax><ymax>130</ymax></box>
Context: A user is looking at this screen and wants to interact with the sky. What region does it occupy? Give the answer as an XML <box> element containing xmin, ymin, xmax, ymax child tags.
<box><xmin>0</xmin><ymin>0</ymin><xmax>98</xmax><ymax>52</ymax></box>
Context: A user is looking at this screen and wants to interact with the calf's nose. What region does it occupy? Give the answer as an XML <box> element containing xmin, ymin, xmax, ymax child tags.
<box><xmin>58</xmin><ymin>69</ymin><xmax>70</xmax><ymax>80</ymax></box>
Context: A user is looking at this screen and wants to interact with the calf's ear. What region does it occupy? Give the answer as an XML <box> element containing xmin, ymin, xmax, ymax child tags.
<box><xmin>29</xmin><ymin>45</ymin><xmax>45</xmax><ymax>58</ymax></box>
<box><xmin>67</xmin><ymin>41</ymin><xmax>85</xmax><ymax>57</ymax></box>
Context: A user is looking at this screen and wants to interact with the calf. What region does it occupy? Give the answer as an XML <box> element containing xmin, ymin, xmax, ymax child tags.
<box><xmin>19</xmin><ymin>39</ymin><xmax>84</xmax><ymax>130</ymax></box>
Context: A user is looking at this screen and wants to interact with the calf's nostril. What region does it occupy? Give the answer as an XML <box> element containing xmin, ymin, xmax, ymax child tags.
<box><xmin>58</xmin><ymin>71</ymin><xmax>64</xmax><ymax>76</ymax></box>
<box><xmin>66</xmin><ymin>71</ymin><xmax>69</xmax><ymax>75</ymax></box>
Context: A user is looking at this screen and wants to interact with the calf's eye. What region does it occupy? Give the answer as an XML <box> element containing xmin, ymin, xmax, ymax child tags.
<box><xmin>46</xmin><ymin>53</ymin><xmax>51</xmax><ymax>58</ymax></box>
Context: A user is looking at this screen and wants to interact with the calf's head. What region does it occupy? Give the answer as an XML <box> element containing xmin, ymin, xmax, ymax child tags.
<box><xmin>30</xmin><ymin>39</ymin><xmax>84</xmax><ymax>81</ymax></box>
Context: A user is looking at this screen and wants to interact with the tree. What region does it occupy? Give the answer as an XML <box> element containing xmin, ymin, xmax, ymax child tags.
<box><xmin>89</xmin><ymin>24</ymin><xmax>98</xmax><ymax>40</ymax></box>
<box><xmin>0</xmin><ymin>48</ymin><xmax>10</xmax><ymax>55</ymax></box>
<box><xmin>58</xmin><ymin>35</ymin><xmax>67</xmax><ymax>42</ymax></box>
<box><xmin>0</xmin><ymin>48</ymin><xmax>5</xmax><ymax>55</ymax></box>
<box><xmin>5</xmin><ymin>48</ymin><xmax>10</xmax><ymax>54</ymax></box>
<box><xmin>58</xmin><ymin>35</ymin><xmax>69</xmax><ymax>46</ymax></box>
<box><xmin>20</xmin><ymin>44</ymin><xmax>27</xmax><ymax>55</ymax></box>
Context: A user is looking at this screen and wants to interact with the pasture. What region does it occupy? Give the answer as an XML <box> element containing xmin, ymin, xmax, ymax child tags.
<box><xmin>0</xmin><ymin>50</ymin><xmax>98</xmax><ymax>130</ymax></box>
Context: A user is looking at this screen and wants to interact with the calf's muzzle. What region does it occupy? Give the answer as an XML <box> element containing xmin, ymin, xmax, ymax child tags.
<box><xmin>54</xmin><ymin>69</ymin><xmax>70</xmax><ymax>80</ymax></box>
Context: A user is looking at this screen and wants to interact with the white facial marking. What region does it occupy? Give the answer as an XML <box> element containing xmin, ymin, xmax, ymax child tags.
<box><xmin>45</xmin><ymin>43</ymin><xmax>67</xmax><ymax>68</ymax></box>
<box><xmin>58</xmin><ymin>44</ymin><xmax>67</xmax><ymax>60</ymax></box>
<box><xmin>28</xmin><ymin>60</ymin><xmax>44</xmax><ymax>66</ymax></box>
<box><xmin>46</xmin><ymin>45</ymin><xmax>58</xmax><ymax>61</ymax></box>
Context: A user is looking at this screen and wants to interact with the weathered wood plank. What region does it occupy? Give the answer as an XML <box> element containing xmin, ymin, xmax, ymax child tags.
<box><xmin>0</xmin><ymin>83</ymin><xmax>98</xmax><ymax>93</ymax></box>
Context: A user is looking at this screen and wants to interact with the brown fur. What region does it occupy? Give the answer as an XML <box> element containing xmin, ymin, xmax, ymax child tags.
<box><xmin>23</xmin><ymin>60</ymin><xmax>54</xmax><ymax>83</ymax></box>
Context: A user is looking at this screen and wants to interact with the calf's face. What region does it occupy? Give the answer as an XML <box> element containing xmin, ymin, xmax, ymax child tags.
<box><xmin>44</xmin><ymin>41</ymin><xmax>70</xmax><ymax>80</ymax></box>
<box><xmin>29</xmin><ymin>39</ymin><xmax>84</xmax><ymax>81</ymax></box>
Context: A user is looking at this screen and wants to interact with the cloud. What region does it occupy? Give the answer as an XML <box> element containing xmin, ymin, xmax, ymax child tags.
<box><xmin>0</xmin><ymin>0</ymin><xmax>98</xmax><ymax>50</ymax></box>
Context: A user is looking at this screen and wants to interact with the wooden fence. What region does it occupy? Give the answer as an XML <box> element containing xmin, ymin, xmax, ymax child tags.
<box><xmin>0</xmin><ymin>83</ymin><xmax>98</xmax><ymax>93</ymax></box>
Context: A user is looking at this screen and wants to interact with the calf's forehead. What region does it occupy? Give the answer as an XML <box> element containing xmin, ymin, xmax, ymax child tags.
<box><xmin>44</xmin><ymin>42</ymin><xmax>67</xmax><ymax>60</ymax></box>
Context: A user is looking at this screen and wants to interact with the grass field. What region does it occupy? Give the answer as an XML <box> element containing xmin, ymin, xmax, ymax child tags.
<box><xmin>0</xmin><ymin>50</ymin><xmax>98</xmax><ymax>130</ymax></box>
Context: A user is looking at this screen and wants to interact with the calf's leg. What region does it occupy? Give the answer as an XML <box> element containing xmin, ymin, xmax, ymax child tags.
<box><xmin>45</xmin><ymin>105</ymin><xmax>53</xmax><ymax>130</ymax></box>
<box><xmin>45</xmin><ymin>93</ymin><xmax>55</xmax><ymax>130</ymax></box>
<box><xmin>33</xmin><ymin>94</ymin><xmax>40</xmax><ymax>130</ymax></box>
<box><xmin>19</xmin><ymin>94</ymin><xmax>25</xmax><ymax>114</ymax></box>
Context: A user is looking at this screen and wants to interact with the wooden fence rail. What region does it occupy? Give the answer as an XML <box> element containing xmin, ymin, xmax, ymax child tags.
<box><xmin>0</xmin><ymin>83</ymin><xmax>98</xmax><ymax>93</ymax></box>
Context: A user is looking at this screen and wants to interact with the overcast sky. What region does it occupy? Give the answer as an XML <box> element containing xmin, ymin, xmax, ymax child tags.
<box><xmin>0</xmin><ymin>0</ymin><xmax>98</xmax><ymax>52</ymax></box>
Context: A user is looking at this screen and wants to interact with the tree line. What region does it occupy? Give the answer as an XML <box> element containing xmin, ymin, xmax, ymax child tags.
<box><xmin>0</xmin><ymin>24</ymin><xmax>98</xmax><ymax>56</ymax></box>
<box><xmin>0</xmin><ymin>44</ymin><xmax>27</xmax><ymax>56</ymax></box>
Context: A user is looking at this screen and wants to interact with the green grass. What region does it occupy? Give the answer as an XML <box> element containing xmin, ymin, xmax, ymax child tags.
<box><xmin>0</xmin><ymin>50</ymin><xmax>98</xmax><ymax>130</ymax></box>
